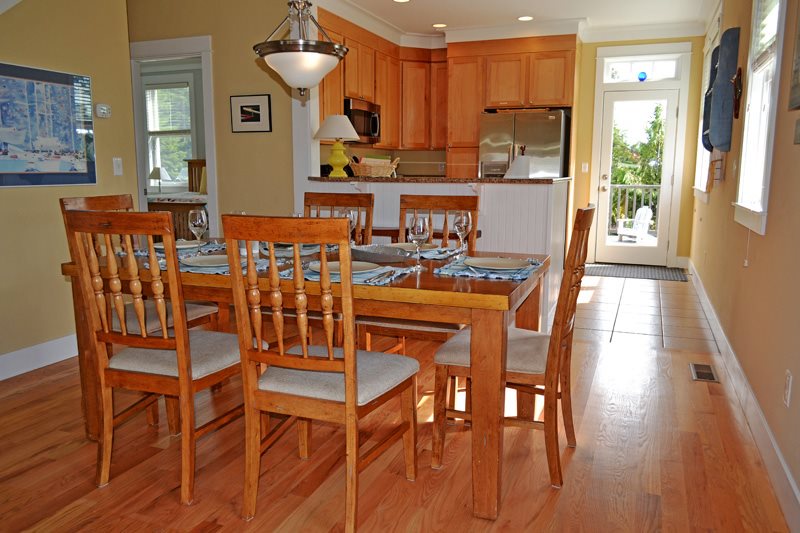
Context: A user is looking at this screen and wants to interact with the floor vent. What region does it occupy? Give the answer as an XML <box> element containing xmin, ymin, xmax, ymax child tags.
<box><xmin>690</xmin><ymin>363</ymin><xmax>719</xmax><ymax>382</ymax></box>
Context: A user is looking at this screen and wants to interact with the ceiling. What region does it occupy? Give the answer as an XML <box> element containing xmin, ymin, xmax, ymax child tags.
<box><xmin>341</xmin><ymin>0</ymin><xmax>716</xmax><ymax>38</ymax></box>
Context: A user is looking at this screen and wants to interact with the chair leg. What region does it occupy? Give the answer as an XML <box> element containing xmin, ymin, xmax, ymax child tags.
<box><xmin>400</xmin><ymin>378</ymin><xmax>418</xmax><ymax>481</ymax></box>
<box><xmin>543</xmin><ymin>388</ymin><xmax>563</xmax><ymax>488</ymax></box>
<box><xmin>357</xmin><ymin>324</ymin><xmax>369</xmax><ymax>350</ymax></box>
<box><xmin>464</xmin><ymin>377</ymin><xmax>472</xmax><ymax>427</ymax></box>
<box><xmin>298</xmin><ymin>417</ymin><xmax>312</xmax><ymax>459</ymax></box>
<box><xmin>560</xmin><ymin>365</ymin><xmax>576</xmax><ymax>448</ymax></box>
<box><xmin>242</xmin><ymin>407</ymin><xmax>262</xmax><ymax>520</ymax></box>
<box><xmin>179</xmin><ymin>394</ymin><xmax>196</xmax><ymax>505</ymax></box>
<box><xmin>334</xmin><ymin>321</ymin><xmax>344</xmax><ymax>347</ymax></box>
<box><xmin>447</xmin><ymin>376</ymin><xmax>457</xmax><ymax>411</ymax></box>
<box><xmin>96</xmin><ymin>383</ymin><xmax>114</xmax><ymax>487</ymax></box>
<box><xmin>146</xmin><ymin>398</ymin><xmax>160</xmax><ymax>426</ymax></box>
<box><xmin>431</xmin><ymin>365</ymin><xmax>449</xmax><ymax>469</ymax></box>
<box><xmin>344</xmin><ymin>414</ymin><xmax>359</xmax><ymax>533</ymax></box>
<box><xmin>166</xmin><ymin>396</ymin><xmax>180</xmax><ymax>435</ymax></box>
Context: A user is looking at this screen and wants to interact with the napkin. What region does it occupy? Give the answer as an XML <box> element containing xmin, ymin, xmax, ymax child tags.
<box><xmin>280</xmin><ymin>265</ymin><xmax>414</xmax><ymax>286</ymax></box>
<box><xmin>434</xmin><ymin>258</ymin><xmax>542</xmax><ymax>281</ymax></box>
<box><xmin>419</xmin><ymin>247</ymin><xmax>460</xmax><ymax>260</ymax></box>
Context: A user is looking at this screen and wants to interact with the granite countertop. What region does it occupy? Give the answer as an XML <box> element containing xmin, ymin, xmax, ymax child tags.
<box><xmin>308</xmin><ymin>175</ymin><xmax>572</xmax><ymax>184</ymax></box>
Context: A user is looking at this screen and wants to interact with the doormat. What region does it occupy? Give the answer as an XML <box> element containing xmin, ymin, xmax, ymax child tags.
<box><xmin>585</xmin><ymin>263</ymin><xmax>688</xmax><ymax>282</ymax></box>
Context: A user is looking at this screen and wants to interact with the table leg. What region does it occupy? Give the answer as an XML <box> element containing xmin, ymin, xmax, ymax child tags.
<box><xmin>470</xmin><ymin>308</ymin><xmax>508</xmax><ymax>520</ymax></box>
<box><xmin>71</xmin><ymin>280</ymin><xmax>100</xmax><ymax>441</ymax></box>
<box><xmin>514</xmin><ymin>278</ymin><xmax>543</xmax><ymax>420</ymax></box>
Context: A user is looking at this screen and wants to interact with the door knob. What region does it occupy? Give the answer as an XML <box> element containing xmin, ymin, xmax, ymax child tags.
<box><xmin>600</xmin><ymin>185</ymin><xmax>609</xmax><ymax>192</ymax></box>
<box><xmin>601</xmin><ymin>174</ymin><xmax>609</xmax><ymax>181</ymax></box>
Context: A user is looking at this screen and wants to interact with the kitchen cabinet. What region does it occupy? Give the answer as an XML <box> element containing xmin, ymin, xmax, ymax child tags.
<box><xmin>527</xmin><ymin>50</ymin><xmax>574</xmax><ymax>106</ymax></box>
<box><xmin>344</xmin><ymin>37</ymin><xmax>375</xmax><ymax>102</ymax></box>
<box><xmin>485</xmin><ymin>54</ymin><xmax>526</xmax><ymax>108</ymax></box>
<box><xmin>446</xmin><ymin>147</ymin><xmax>478</xmax><ymax>178</ymax></box>
<box><xmin>319</xmin><ymin>29</ymin><xmax>344</xmax><ymax>124</ymax></box>
<box><xmin>401</xmin><ymin>61</ymin><xmax>430</xmax><ymax>149</ymax></box>
<box><xmin>374</xmin><ymin>52</ymin><xmax>400</xmax><ymax>149</ymax></box>
<box><xmin>447</xmin><ymin>56</ymin><xmax>484</xmax><ymax>148</ymax></box>
<box><xmin>430</xmin><ymin>62</ymin><xmax>448</xmax><ymax>149</ymax></box>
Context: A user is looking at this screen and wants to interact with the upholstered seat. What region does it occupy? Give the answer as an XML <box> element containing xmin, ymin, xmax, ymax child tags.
<box><xmin>434</xmin><ymin>327</ymin><xmax>549</xmax><ymax>374</ymax></box>
<box><xmin>261</xmin><ymin>345</ymin><xmax>419</xmax><ymax>406</ymax></box>
<box><xmin>111</xmin><ymin>301</ymin><xmax>218</xmax><ymax>335</ymax></box>
<box><xmin>108</xmin><ymin>329</ymin><xmax>240</xmax><ymax>379</ymax></box>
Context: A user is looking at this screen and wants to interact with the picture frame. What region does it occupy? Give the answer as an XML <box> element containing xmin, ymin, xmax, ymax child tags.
<box><xmin>0</xmin><ymin>62</ymin><xmax>96</xmax><ymax>187</ymax></box>
<box><xmin>230</xmin><ymin>94</ymin><xmax>272</xmax><ymax>133</ymax></box>
<box><xmin>790</xmin><ymin>15</ymin><xmax>800</xmax><ymax>110</ymax></box>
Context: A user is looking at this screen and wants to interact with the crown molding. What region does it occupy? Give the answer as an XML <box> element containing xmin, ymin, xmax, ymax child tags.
<box><xmin>580</xmin><ymin>21</ymin><xmax>706</xmax><ymax>43</ymax></box>
<box><xmin>400</xmin><ymin>33</ymin><xmax>446</xmax><ymax>49</ymax></box>
<box><xmin>445</xmin><ymin>19</ymin><xmax>585</xmax><ymax>43</ymax></box>
<box><xmin>316</xmin><ymin>0</ymin><xmax>405</xmax><ymax>45</ymax></box>
<box><xmin>0</xmin><ymin>0</ymin><xmax>23</xmax><ymax>15</ymax></box>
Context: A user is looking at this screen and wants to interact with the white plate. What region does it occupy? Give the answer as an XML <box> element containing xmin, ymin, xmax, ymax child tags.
<box><xmin>464</xmin><ymin>257</ymin><xmax>530</xmax><ymax>271</ymax></box>
<box><xmin>388</xmin><ymin>242</ymin><xmax>438</xmax><ymax>252</ymax></box>
<box><xmin>155</xmin><ymin>240</ymin><xmax>205</xmax><ymax>251</ymax></box>
<box><xmin>308</xmin><ymin>261</ymin><xmax>380</xmax><ymax>274</ymax></box>
<box><xmin>179</xmin><ymin>255</ymin><xmax>232</xmax><ymax>268</ymax></box>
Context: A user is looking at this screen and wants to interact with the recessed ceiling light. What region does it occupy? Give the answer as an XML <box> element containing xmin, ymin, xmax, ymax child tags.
<box><xmin>518</xmin><ymin>16</ymin><xmax>533</xmax><ymax>21</ymax></box>
<box><xmin>393</xmin><ymin>0</ymin><xmax>409</xmax><ymax>3</ymax></box>
<box><xmin>432</xmin><ymin>23</ymin><xmax>447</xmax><ymax>28</ymax></box>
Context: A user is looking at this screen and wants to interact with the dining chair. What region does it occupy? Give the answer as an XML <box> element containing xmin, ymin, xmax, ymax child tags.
<box><xmin>64</xmin><ymin>209</ymin><xmax>243</xmax><ymax>504</ymax></box>
<box><xmin>304</xmin><ymin>191</ymin><xmax>374</xmax><ymax>245</ymax></box>
<box><xmin>356</xmin><ymin>194</ymin><xmax>479</xmax><ymax>354</ymax></box>
<box><xmin>222</xmin><ymin>214</ymin><xmax>418</xmax><ymax>532</ymax></box>
<box><xmin>431</xmin><ymin>205</ymin><xmax>595</xmax><ymax>488</ymax></box>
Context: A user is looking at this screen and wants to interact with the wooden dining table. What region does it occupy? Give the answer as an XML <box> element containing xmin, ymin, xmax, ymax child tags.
<box><xmin>61</xmin><ymin>248</ymin><xmax>549</xmax><ymax>520</ymax></box>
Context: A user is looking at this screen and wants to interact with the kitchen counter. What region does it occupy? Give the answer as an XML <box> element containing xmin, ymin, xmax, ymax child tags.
<box><xmin>309</xmin><ymin>175</ymin><xmax>572</xmax><ymax>184</ymax></box>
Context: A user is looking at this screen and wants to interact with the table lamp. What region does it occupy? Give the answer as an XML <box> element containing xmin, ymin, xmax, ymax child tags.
<box><xmin>148</xmin><ymin>166</ymin><xmax>170</xmax><ymax>193</ymax></box>
<box><xmin>314</xmin><ymin>115</ymin><xmax>359</xmax><ymax>177</ymax></box>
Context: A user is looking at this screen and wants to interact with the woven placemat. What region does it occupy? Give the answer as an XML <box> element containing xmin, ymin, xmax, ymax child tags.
<box><xmin>585</xmin><ymin>263</ymin><xmax>688</xmax><ymax>282</ymax></box>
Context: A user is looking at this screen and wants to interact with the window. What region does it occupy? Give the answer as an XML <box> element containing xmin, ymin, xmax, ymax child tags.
<box><xmin>735</xmin><ymin>0</ymin><xmax>785</xmax><ymax>234</ymax></box>
<box><xmin>146</xmin><ymin>83</ymin><xmax>193</xmax><ymax>186</ymax></box>
<box><xmin>604</xmin><ymin>58</ymin><xmax>680</xmax><ymax>83</ymax></box>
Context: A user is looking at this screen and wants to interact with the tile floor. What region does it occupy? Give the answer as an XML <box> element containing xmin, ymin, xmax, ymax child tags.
<box><xmin>574</xmin><ymin>274</ymin><xmax>720</xmax><ymax>353</ymax></box>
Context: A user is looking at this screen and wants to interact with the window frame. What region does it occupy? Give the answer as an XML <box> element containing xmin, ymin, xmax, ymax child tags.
<box><xmin>733</xmin><ymin>0</ymin><xmax>787</xmax><ymax>235</ymax></box>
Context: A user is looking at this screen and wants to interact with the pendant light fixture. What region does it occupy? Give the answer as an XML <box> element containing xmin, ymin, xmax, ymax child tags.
<box><xmin>253</xmin><ymin>1</ymin><xmax>348</xmax><ymax>96</ymax></box>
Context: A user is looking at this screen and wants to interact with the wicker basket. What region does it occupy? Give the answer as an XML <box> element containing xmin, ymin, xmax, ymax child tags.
<box><xmin>350</xmin><ymin>158</ymin><xmax>399</xmax><ymax>178</ymax></box>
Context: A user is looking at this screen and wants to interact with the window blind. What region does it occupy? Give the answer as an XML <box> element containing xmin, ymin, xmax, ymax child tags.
<box><xmin>753</xmin><ymin>0</ymin><xmax>779</xmax><ymax>60</ymax></box>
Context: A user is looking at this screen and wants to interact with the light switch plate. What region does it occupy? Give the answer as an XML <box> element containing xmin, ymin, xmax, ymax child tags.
<box><xmin>581</xmin><ymin>162</ymin><xmax>589</xmax><ymax>173</ymax></box>
<box><xmin>95</xmin><ymin>103</ymin><xmax>112</xmax><ymax>119</ymax></box>
<box><xmin>112</xmin><ymin>157</ymin><xmax>123</xmax><ymax>176</ymax></box>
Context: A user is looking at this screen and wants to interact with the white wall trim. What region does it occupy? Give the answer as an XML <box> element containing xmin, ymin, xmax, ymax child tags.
<box><xmin>581</xmin><ymin>21</ymin><xmax>706</xmax><ymax>43</ymax></box>
<box><xmin>0</xmin><ymin>335</ymin><xmax>77</xmax><ymax>381</ymax></box>
<box><xmin>690</xmin><ymin>261</ymin><xmax>800</xmax><ymax>530</ymax></box>
<box><xmin>129</xmin><ymin>36</ymin><xmax>211</xmax><ymax>59</ymax></box>
<box><xmin>445</xmin><ymin>19</ymin><xmax>585</xmax><ymax>43</ymax></box>
<box><xmin>317</xmin><ymin>0</ymin><xmax>404</xmax><ymax>44</ymax></box>
<box><xmin>674</xmin><ymin>256</ymin><xmax>689</xmax><ymax>268</ymax></box>
<box><xmin>0</xmin><ymin>0</ymin><xmax>22</xmax><ymax>15</ymax></box>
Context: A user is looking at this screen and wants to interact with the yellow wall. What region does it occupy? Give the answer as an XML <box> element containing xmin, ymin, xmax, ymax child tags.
<box><xmin>572</xmin><ymin>36</ymin><xmax>705</xmax><ymax>257</ymax></box>
<box><xmin>0</xmin><ymin>0</ymin><xmax>138</xmax><ymax>355</ymax></box>
<box><xmin>126</xmin><ymin>0</ymin><xmax>295</xmax><ymax>218</ymax></box>
<box><xmin>690</xmin><ymin>0</ymin><xmax>800</xmax><ymax>485</ymax></box>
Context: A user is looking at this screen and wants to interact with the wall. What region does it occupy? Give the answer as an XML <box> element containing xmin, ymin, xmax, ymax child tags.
<box><xmin>126</xmin><ymin>0</ymin><xmax>295</xmax><ymax>217</ymax></box>
<box><xmin>572</xmin><ymin>36</ymin><xmax>705</xmax><ymax>258</ymax></box>
<box><xmin>0</xmin><ymin>0</ymin><xmax>138</xmax><ymax>356</ymax></box>
<box><xmin>690</xmin><ymin>0</ymin><xmax>800</xmax><ymax>491</ymax></box>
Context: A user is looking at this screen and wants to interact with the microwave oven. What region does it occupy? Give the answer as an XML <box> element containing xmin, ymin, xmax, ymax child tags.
<box><xmin>344</xmin><ymin>98</ymin><xmax>380</xmax><ymax>144</ymax></box>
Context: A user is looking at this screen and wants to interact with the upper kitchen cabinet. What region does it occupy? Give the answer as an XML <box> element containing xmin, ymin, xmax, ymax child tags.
<box><xmin>344</xmin><ymin>37</ymin><xmax>375</xmax><ymax>102</ymax></box>
<box><xmin>430</xmin><ymin>61</ymin><xmax>448</xmax><ymax>149</ymax></box>
<box><xmin>527</xmin><ymin>50</ymin><xmax>574</xmax><ymax>107</ymax></box>
<box><xmin>319</xmin><ymin>28</ymin><xmax>344</xmax><ymax>123</ymax></box>
<box><xmin>374</xmin><ymin>52</ymin><xmax>400</xmax><ymax>149</ymax></box>
<box><xmin>485</xmin><ymin>54</ymin><xmax>526</xmax><ymax>108</ymax></box>
<box><xmin>401</xmin><ymin>61</ymin><xmax>431</xmax><ymax>149</ymax></box>
<box><xmin>447</xmin><ymin>56</ymin><xmax>484</xmax><ymax>148</ymax></box>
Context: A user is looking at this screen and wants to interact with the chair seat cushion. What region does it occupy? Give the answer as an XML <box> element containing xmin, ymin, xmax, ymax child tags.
<box><xmin>356</xmin><ymin>316</ymin><xmax>466</xmax><ymax>334</ymax></box>
<box><xmin>112</xmin><ymin>300</ymin><xmax>217</xmax><ymax>335</ymax></box>
<box><xmin>108</xmin><ymin>329</ymin><xmax>240</xmax><ymax>380</ymax></box>
<box><xmin>434</xmin><ymin>327</ymin><xmax>551</xmax><ymax>374</ymax></box>
<box><xmin>259</xmin><ymin>345</ymin><xmax>419</xmax><ymax>406</ymax></box>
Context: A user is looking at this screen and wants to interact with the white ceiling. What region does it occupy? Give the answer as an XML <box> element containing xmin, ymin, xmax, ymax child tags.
<box><xmin>336</xmin><ymin>0</ymin><xmax>716</xmax><ymax>41</ymax></box>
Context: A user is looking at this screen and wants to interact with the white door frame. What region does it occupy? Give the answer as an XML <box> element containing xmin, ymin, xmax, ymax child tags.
<box><xmin>130</xmin><ymin>36</ymin><xmax>220</xmax><ymax>237</ymax></box>
<box><xmin>588</xmin><ymin>42</ymin><xmax>692</xmax><ymax>268</ymax></box>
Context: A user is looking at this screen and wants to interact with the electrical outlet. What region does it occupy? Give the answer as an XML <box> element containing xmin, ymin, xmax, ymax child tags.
<box><xmin>581</xmin><ymin>162</ymin><xmax>589</xmax><ymax>173</ymax></box>
<box><xmin>438</xmin><ymin>162</ymin><xmax>445</xmax><ymax>172</ymax></box>
<box><xmin>784</xmin><ymin>370</ymin><xmax>793</xmax><ymax>408</ymax></box>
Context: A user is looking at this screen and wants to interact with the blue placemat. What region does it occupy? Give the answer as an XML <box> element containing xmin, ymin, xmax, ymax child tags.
<box><xmin>279</xmin><ymin>265</ymin><xmax>414</xmax><ymax>286</ymax></box>
<box><xmin>434</xmin><ymin>257</ymin><xmax>542</xmax><ymax>281</ymax></box>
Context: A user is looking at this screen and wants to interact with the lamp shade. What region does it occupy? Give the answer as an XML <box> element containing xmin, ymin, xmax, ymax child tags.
<box><xmin>314</xmin><ymin>115</ymin><xmax>359</xmax><ymax>141</ymax></box>
<box><xmin>263</xmin><ymin>50</ymin><xmax>341</xmax><ymax>92</ymax></box>
<box><xmin>148</xmin><ymin>167</ymin><xmax>171</xmax><ymax>181</ymax></box>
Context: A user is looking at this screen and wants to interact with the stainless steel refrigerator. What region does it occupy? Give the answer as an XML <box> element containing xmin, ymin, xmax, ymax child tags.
<box><xmin>478</xmin><ymin>109</ymin><xmax>569</xmax><ymax>178</ymax></box>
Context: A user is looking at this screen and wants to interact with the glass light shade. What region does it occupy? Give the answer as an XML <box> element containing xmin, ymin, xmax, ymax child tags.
<box><xmin>314</xmin><ymin>115</ymin><xmax>359</xmax><ymax>141</ymax></box>
<box><xmin>263</xmin><ymin>51</ymin><xmax>339</xmax><ymax>91</ymax></box>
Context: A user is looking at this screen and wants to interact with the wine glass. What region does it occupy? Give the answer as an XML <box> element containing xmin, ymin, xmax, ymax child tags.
<box><xmin>339</xmin><ymin>208</ymin><xmax>358</xmax><ymax>245</ymax></box>
<box><xmin>407</xmin><ymin>216</ymin><xmax>430</xmax><ymax>271</ymax></box>
<box><xmin>188</xmin><ymin>208</ymin><xmax>208</xmax><ymax>241</ymax></box>
<box><xmin>453</xmin><ymin>211</ymin><xmax>472</xmax><ymax>257</ymax></box>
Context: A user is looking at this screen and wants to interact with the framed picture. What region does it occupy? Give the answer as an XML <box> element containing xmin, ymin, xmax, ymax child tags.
<box><xmin>790</xmin><ymin>15</ymin><xmax>800</xmax><ymax>110</ymax></box>
<box><xmin>0</xmin><ymin>62</ymin><xmax>96</xmax><ymax>187</ymax></box>
<box><xmin>230</xmin><ymin>94</ymin><xmax>272</xmax><ymax>133</ymax></box>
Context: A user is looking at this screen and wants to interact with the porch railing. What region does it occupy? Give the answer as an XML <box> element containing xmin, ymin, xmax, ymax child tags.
<box><xmin>608</xmin><ymin>184</ymin><xmax>660</xmax><ymax>234</ymax></box>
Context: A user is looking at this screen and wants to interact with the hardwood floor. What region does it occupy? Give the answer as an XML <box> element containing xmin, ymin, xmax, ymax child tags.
<box><xmin>0</xmin><ymin>276</ymin><xmax>788</xmax><ymax>531</ymax></box>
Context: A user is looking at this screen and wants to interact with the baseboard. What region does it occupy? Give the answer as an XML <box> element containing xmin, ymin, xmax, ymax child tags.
<box><xmin>0</xmin><ymin>334</ymin><xmax>77</xmax><ymax>381</ymax></box>
<box><xmin>689</xmin><ymin>261</ymin><xmax>800</xmax><ymax>530</ymax></box>
<box><xmin>674</xmin><ymin>256</ymin><xmax>689</xmax><ymax>269</ymax></box>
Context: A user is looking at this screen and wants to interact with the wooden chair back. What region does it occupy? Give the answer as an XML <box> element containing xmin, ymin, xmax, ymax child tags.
<box><xmin>398</xmin><ymin>194</ymin><xmax>479</xmax><ymax>253</ymax></box>
<box><xmin>223</xmin><ymin>215</ymin><xmax>357</xmax><ymax>400</ymax></box>
<box><xmin>186</xmin><ymin>159</ymin><xmax>206</xmax><ymax>193</ymax></box>
<box><xmin>303</xmin><ymin>192</ymin><xmax>374</xmax><ymax>245</ymax></box>
<box><xmin>64</xmin><ymin>210</ymin><xmax>191</xmax><ymax>375</ymax></box>
<box><xmin>544</xmin><ymin>206</ymin><xmax>595</xmax><ymax>386</ymax></box>
<box><xmin>60</xmin><ymin>194</ymin><xmax>138</xmax><ymax>261</ymax></box>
